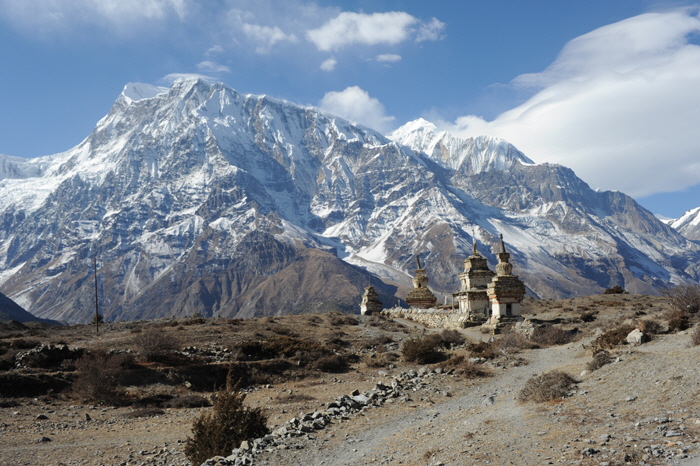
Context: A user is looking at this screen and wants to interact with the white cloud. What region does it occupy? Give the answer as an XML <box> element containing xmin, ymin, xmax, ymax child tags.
<box><xmin>444</xmin><ymin>9</ymin><xmax>700</xmax><ymax>198</ymax></box>
<box><xmin>319</xmin><ymin>86</ymin><xmax>395</xmax><ymax>133</ymax></box>
<box><xmin>307</xmin><ymin>11</ymin><xmax>442</xmax><ymax>51</ymax></box>
<box><xmin>160</xmin><ymin>73</ymin><xmax>218</xmax><ymax>84</ymax></box>
<box><xmin>241</xmin><ymin>22</ymin><xmax>298</xmax><ymax>54</ymax></box>
<box><xmin>0</xmin><ymin>0</ymin><xmax>190</xmax><ymax>35</ymax></box>
<box><xmin>206</xmin><ymin>45</ymin><xmax>224</xmax><ymax>55</ymax></box>
<box><xmin>320</xmin><ymin>58</ymin><xmax>337</xmax><ymax>72</ymax></box>
<box><xmin>196</xmin><ymin>60</ymin><xmax>230</xmax><ymax>74</ymax></box>
<box><xmin>415</xmin><ymin>17</ymin><xmax>445</xmax><ymax>42</ymax></box>
<box><xmin>376</xmin><ymin>53</ymin><xmax>402</xmax><ymax>63</ymax></box>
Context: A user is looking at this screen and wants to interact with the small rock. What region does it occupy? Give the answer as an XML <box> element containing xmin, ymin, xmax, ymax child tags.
<box><xmin>37</xmin><ymin>436</ymin><xmax>52</xmax><ymax>443</ymax></box>
<box><xmin>36</xmin><ymin>414</ymin><xmax>49</xmax><ymax>420</ymax></box>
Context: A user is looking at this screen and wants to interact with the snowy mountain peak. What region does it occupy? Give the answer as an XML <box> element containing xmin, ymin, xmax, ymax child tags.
<box><xmin>121</xmin><ymin>82</ymin><xmax>169</xmax><ymax>104</ymax></box>
<box><xmin>389</xmin><ymin>118</ymin><xmax>534</xmax><ymax>175</ymax></box>
<box><xmin>671</xmin><ymin>206</ymin><xmax>700</xmax><ymax>240</ymax></box>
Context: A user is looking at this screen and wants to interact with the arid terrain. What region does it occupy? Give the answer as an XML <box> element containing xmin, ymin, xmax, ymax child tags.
<box><xmin>2</xmin><ymin>293</ymin><xmax>700</xmax><ymax>466</ymax></box>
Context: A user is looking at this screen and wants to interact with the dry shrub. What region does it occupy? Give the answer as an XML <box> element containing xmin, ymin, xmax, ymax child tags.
<box><xmin>518</xmin><ymin>370</ymin><xmax>577</xmax><ymax>403</ymax></box>
<box><xmin>275</xmin><ymin>393</ymin><xmax>315</xmax><ymax>403</ymax></box>
<box><xmin>589</xmin><ymin>324</ymin><xmax>636</xmax><ymax>352</ymax></box>
<box><xmin>691</xmin><ymin>326</ymin><xmax>700</xmax><ymax>347</ymax></box>
<box><xmin>361</xmin><ymin>334</ymin><xmax>393</xmax><ymax>349</ymax></box>
<box><xmin>587</xmin><ymin>350</ymin><xmax>613</xmax><ymax>371</ymax></box>
<box><xmin>664</xmin><ymin>284</ymin><xmax>700</xmax><ymax>314</ymax></box>
<box><xmin>308</xmin><ymin>354</ymin><xmax>348</xmax><ymax>373</ymax></box>
<box><xmin>9</xmin><ymin>338</ymin><xmax>41</xmax><ymax>350</ymax></box>
<box><xmin>531</xmin><ymin>325</ymin><xmax>576</xmax><ymax>346</ymax></box>
<box><xmin>467</xmin><ymin>340</ymin><xmax>496</xmax><ymax>359</ymax></box>
<box><xmin>234</xmin><ymin>336</ymin><xmax>328</xmax><ymax>361</ymax></box>
<box><xmin>401</xmin><ymin>336</ymin><xmax>443</xmax><ymax>364</ymax></box>
<box><xmin>363</xmin><ymin>351</ymin><xmax>398</xmax><ymax>368</ymax></box>
<box><xmin>637</xmin><ymin>319</ymin><xmax>663</xmax><ymax>335</ymax></box>
<box><xmin>666</xmin><ymin>309</ymin><xmax>690</xmax><ymax>333</ymax></box>
<box><xmin>184</xmin><ymin>383</ymin><xmax>269</xmax><ymax>465</ymax></box>
<box><xmin>123</xmin><ymin>407</ymin><xmax>165</xmax><ymax>418</ymax></box>
<box><xmin>327</xmin><ymin>312</ymin><xmax>359</xmax><ymax>326</ymax></box>
<box><xmin>72</xmin><ymin>350</ymin><xmax>127</xmax><ymax>405</ymax></box>
<box><xmin>133</xmin><ymin>327</ymin><xmax>180</xmax><ymax>362</ymax></box>
<box><xmin>604</xmin><ymin>286</ymin><xmax>626</xmax><ymax>294</ymax></box>
<box><xmin>438</xmin><ymin>355</ymin><xmax>488</xmax><ymax>378</ymax></box>
<box><xmin>439</xmin><ymin>329</ymin><xmax>466</xmax><ymax>348</ymax></box>
<box><xmin>494</xmin><ymin>332</ymin><xmax>536</xmax><ymax>353</ymax></box>
<box><xmin>163</xmin><ymin>395</ymin><xmax>212</xmax><ymax>409</ymax></box>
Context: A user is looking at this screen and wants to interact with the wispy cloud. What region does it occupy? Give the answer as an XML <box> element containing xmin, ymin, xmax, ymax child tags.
<box><xmin>319</xmin><ymin>86</ymin><xmax>395</xmax><ymax>133</ymax></box>
<box><xmin>160</xmin><ymin>73</ymin><xmax>218</xmax><ymax>84</ymax></box>
<box><xmin>415</xmin><ymin>17</ymin><xmax>445</xmax><ymax>42</ymax></box>
<box><xmin>376</xmin><ymin>53</ymin><xmax>402</xmax><ymax>63</ymax></box>
<box><xmin>196</xmin><ymin>60</ymin><xmax>230</xmax><ymax>74</ymax></box>
<box><xmin>320</xmin><ymin>58</ymin><xmax>337</xmax><ymax>72</ymax></box>
<box><xmin>306</xmin><ymin>11</ymin><xmax>443</xmax><ymax>52</ymax></box>
<box><xmin>443</xmin><ymin>8</ymin><xmax>700</xmax><ymax>198</ymax></box>
<box><xmin>241</xmin><ymin>23</ymin><xmax>298</xmax><ymax>54</ymax></box>
<box><xmin>0</xmin><ymin>0</ymin><xmax>190</xmax><ymax>36</ymax></box>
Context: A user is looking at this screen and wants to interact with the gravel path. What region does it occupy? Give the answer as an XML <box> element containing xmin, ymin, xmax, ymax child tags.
<box><xmin>253</xmin><ymin>328</ymin><xmax>700</xmax><ymax>466</ymax></box>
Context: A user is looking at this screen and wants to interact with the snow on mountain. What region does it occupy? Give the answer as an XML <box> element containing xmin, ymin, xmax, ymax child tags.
<box><xmin>0</xmin><ymin>78</ymin><xmax>697</xmax><ymax>323</ymax></box>
<box><xmin>671</xmin><ymin>207</ymin><xmax>700</xmax><ymax>240</ymax></box>
<box><xmin>121</xmin><ymin>82</ymin><xmax>169</xmax><ymax>104</ymax></box>
<box><xmin>388</xmin><ymin>118</ymin><xmax>534</xmax><ymax>174</ymax></box>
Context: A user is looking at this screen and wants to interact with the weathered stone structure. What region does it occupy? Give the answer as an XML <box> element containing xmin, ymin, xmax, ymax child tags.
<box><xmin>483</xmin><ymin>235</ymin><xmax>526</xmax><ymax>332</ymax></box>
<box><xmin>452</xmin><ymin>241</ymin><xmax>495</xmax><ymax>324</ymax></box>
<box><xmin>383</xmin><ymin>234</ymin><xmax>526</xmax><ymax>333</ymax></box>
<box><xmin>360</xmin><ymin>286</ymin><xmax>383</xmax><ymax>315</ymax></box>
<box><xmin>405</xmin><ymin>256</ymin><xmax>437</xmax><ymax>309</ymax></box>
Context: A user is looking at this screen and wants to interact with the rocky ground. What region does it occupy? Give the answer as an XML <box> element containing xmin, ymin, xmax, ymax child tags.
<box><xmin>1</xmin><ymin>294</ymin><xmax>699</xmax><ymax>466</ymax></box>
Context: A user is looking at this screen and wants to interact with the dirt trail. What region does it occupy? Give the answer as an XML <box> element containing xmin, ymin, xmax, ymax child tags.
<box><xmin>255</xmin><ymin>328</ymin><xmax>700</xmax><ymax>466</ymax></box>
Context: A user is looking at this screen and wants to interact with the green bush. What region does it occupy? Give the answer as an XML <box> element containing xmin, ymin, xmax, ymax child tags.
<box><xmin>184</xmin><ymin>383</ymin><xmax>268</xmax><ymax>465</ymax></box>
<box><xmin>518</xmin><ymin>370</ymin><xmax>577</xmax><ymax>403</ymax></box>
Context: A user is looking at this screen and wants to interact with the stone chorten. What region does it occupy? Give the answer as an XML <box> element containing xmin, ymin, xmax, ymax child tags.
<box><xmin>405</xmin><ymin>256</ymin><xmax>437</xmax><ymax>308</ymax></box>
<box><xmin>360</xmin><ymin>286</ymin><xmax>383</xmax><ymax>315</ymax></box>
<box><xmin>486</xmin><ymin>234</ymin><xmax>526</xmax><ymax>322</ymax></box>
<box><xmin>452</xmin><ymin>239</ymin><xmax>495</xmax><ymax>321</ymax></box>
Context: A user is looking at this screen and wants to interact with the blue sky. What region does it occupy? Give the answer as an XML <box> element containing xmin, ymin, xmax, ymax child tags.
<box><xmin>1</xmin><ymin>1</ymin><xmax>699</xmax><ymax>218</ymax></box>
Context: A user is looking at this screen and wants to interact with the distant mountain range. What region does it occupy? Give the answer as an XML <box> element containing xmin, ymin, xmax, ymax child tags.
<box><xmin>0</xmin><ymin>78</ymin><xmax>698</xmax><ymax>323</ymax></box>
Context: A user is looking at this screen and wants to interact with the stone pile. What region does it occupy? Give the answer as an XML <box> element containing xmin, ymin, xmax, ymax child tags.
<box><xmin>14</xmin><ymin>344</ymin><xmax>84</xmax><ymax>369</ymax></box>
<box><xmin>181</xmin><ymin>345</ymin><xmax>232</xmax><ymax>363</ymax></box>
<box><xmin>202</xmin><ymin>368</ymin><xmax>452</xmax><ymax>466</ymax></box>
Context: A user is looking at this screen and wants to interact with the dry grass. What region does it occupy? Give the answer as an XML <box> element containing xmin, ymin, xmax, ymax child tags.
<box><xmin>518</xmin><ymin>370</ymin><xmax>577</xmax><ymax>403</ymax></box>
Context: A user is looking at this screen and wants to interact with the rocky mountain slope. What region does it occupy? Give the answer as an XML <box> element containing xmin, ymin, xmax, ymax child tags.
<box><xmin>0</xmin><ymin>78</ymin><xmax>698</xmax><ymax>322</ymax></box>
<box><xmin>0</xmin><ymin>290</ymin><xmax>43</xmax><ymax>323</ymax></box>
<box><xmin>672</xmin><ymin>207</ymin><xmax>700</xmax><ymax>241</ymax></box>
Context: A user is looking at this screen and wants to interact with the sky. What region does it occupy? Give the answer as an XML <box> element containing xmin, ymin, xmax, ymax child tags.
<box><xmin>1</xmin><ymin>1</ymin><xmax>699</xmax><ymax>218</ymax></box>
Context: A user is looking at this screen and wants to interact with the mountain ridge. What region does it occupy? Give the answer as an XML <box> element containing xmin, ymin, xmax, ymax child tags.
<box><xmin>0</xmin><ymin>78</ymin><xmax>697</xmax><ymax>323</ymax></box>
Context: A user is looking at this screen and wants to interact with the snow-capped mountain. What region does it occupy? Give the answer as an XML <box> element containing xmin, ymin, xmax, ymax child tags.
<box><xmin>671</xmin><ymin>207</ymin><xmax>700</xmax><ymax>240</ymax></box>
<box><xmin>0</xmin><ymin>78</ymin><xmax>697</xmax><ymax>323</ymax></box>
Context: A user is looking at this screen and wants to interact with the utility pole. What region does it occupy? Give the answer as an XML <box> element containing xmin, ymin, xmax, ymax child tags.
<box><xmin>93</xmin><ymin>255</ymin><xmax>99</xmax><ymax>334</ymax></box>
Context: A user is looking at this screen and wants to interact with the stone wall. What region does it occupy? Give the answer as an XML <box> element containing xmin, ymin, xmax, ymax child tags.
<box><xmin>381</xmin><ymin>307</ymin><xmax>475</xmax><ymax>329</ymax></box>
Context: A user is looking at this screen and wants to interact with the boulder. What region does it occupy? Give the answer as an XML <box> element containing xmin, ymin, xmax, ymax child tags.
<box><xmin>626</xmin><ymin>329</ymin><xmax>648</xmax><ymax>345</ymax></box>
